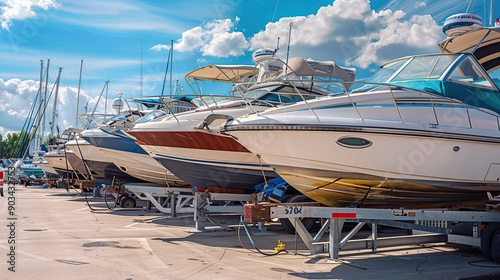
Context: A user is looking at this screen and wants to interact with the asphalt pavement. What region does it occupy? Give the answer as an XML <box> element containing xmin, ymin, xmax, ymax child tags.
<box><xmin>1</xmin><ymin>185</ymin><xmax>499</xmax><ymax>279</ymax></box>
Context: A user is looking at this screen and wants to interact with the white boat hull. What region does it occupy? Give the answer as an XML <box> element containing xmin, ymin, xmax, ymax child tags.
<box><xmin>130</xmin><ymin>104</ymin><xmax>276</xmax><ymax>191</ymax></box>
<box><xmin>101</xmin><ymin>148</ymin><xmax>188</xmax><ymax>187</ymax></box>
<box><xmin>229</xmin><ymin>128</ymin><xmax>500</xmax><ymax>207</ymax></box>
<box><xmin>65</xmin><ymin>138</ymin><xmax>144</xmax><ymax>182</ymax></box>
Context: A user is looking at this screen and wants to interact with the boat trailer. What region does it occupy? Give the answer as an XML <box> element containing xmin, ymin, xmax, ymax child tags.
<box><xmin>244</xmin><ymin>197</ymin><xmax>500</xmax><ymax>263</ymax></box>
<box><xmin>123</xmin><ymin>183</ymin><xmax>253</xmax><ymax>231</ymax></box>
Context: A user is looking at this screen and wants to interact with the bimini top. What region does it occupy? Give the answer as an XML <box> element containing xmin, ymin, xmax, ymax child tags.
<box><xmin>438</xmin><ymin>26</ymin><xmax>500</xmax><ymax>72</ymax></box>
<box><xmin>184</xmin><ymin>64</ymin><xmax>257</xmax><ymax>83</ymax></box>
<box><xmin>285</xmin><ymin>57</ymin><xmax>357</xmax><ymax>83</ymax></box>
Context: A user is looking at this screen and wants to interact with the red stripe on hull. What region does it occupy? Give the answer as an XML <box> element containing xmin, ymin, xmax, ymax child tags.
<box><xmin>130</xmin><ymin>131</ymin><xmax>250</xmax><ymax>152</ymax></box>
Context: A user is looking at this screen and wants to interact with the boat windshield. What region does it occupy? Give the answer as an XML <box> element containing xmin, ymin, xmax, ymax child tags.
<box><xmin>362</xmin><ymin>53</ymin><xmax>500</xmax><ymax>114</ymax></box>
<box><xmin>391</xmin><ymin>54</ymin><xmax>458</xmax><ymax>81</ymax></box>
<box><xmin>245</xmin><ymin>84</ymin><xmax>322</xmax><ymax>106</ymax></box>
<box><xmin>366</xmin><ymin>58</ymin><xmax>409</xmax><ymax>83</ymax></box>
<box><xmin>106</xmin><ymin>111</ymin><xmax>136</xmax><ymax>123</ymax></box>
<box><xmin>134</xmin><ymin>110</ymin><xmax>167</xmax><ymax>124</ymax></box>
<box><xmin>190</xmin><ymin>96</ymin><xmax>237</xmax><ymax>107</ymax></box>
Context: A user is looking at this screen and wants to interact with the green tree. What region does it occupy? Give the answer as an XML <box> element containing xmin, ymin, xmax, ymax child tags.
<box><xmin>0</xmin><ymin>132</ymin><xmax>25</xmax><ymax>158</ymax></box>
<box><xmin>0</xmin><ymin>134</ymin><xmax>3</xmax><ymax>158</ymax></box>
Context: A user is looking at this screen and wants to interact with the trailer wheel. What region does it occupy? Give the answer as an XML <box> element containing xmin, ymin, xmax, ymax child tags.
<box><xmin>99</xmin><ymin>186</ymin><xmax>107</xmax><ymax>197</ymax></box>
<box><xmin>481</xmin><ymin>222</ymin><xmax>500</xmax><ymax>260</ymax></box>
<box><xmin>491</xmin><ymin>234</ymin><xmax>500</xmax><ymax>264</ymax></box>
<box><xmin>280</xmin><ymin>194</ymin><xmax>317</xmax><ymax>234</ymax></box>
<box><xmin>120</xmin><ymin>197</ymin><xmax>136</xmax><ymax>208</ymax></box>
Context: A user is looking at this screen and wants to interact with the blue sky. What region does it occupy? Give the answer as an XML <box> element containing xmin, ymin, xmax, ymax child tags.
<box><xmin>0</xmin><ymin>0</ymin><xmax>497</xmax><ymax>136</ymax></box>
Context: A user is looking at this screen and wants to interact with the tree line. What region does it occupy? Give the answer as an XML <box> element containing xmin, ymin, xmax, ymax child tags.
<box><xmin>0</xmin><ymin>132</ymin><xmax>62</xmax><ymax>159</ymax></box>
<box><xmin>0</xmin><ymin>132</ymin><xmax>25</xmax><ymax>159</ymax></box>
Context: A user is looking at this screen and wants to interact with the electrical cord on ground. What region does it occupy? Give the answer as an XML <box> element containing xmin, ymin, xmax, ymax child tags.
<box><xmin>102</xmin><ymin>178</ymin><xmax>121</xmax><ymax>210</ymax></box>
<box><xmin>103</xmin><ymin>187</ymin><xmax>117</xmax><ymax>210</ymax></box>
<box><xmin>83</xmin><ymin>177</ymin><xmax>118</xmax><ymax>212</ymax></box>
<box><xmin>238</xmin><ymin>215</ymin><xmax>288</xmax><ymax>256</ymax></box>
<box><xmin>205</xmin><ymin>214</ymin><xmax>235</xmax><ymax>231</ymax></box>
<box><xmin>83</xmin><ymin>187</ymin><xmax>104</xmax><ymax>212</ymax></box>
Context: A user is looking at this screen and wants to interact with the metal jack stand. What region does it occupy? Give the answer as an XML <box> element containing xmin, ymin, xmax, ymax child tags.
<box><xmin>193</xmin><ymin>191</ymin><xmax>252</xmax><ymax>231</ymax></box>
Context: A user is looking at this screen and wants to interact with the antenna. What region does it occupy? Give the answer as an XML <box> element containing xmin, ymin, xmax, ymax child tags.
<box><xmin>285</xmin><ymin>22</ymin><xmax>293</xmax><ymax>75</ymax></box>
<box><xmin>275</xmin><ymin>37</ymin><xmax>280</xmax><ymax>53</ymax></box>
<box><xmin>76</xmin><ymin>59</ymin><xmax>83</xmax><ymax>127</ymax></box>
<box><xmin>490</xmin><ymin>0</ymin><xmax>493</xmax><ymax>26</ymax></box>
<box><xmin>140</xmin><ymin>41</ymin><xmax>143</xmax><ymax>97</ymax></box>
<box><xmin>466</xmin><ymin>0</ymin><xmax>473</xmax><ymax>12</ymax></box>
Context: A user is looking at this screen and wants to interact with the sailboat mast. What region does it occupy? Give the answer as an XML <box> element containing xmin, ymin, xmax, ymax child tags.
<box><xmin>104</xmin><ymin>81</ymin><xmax>108</xmax><ymax>119</ymax></box>
<box><xmin>140</xmin><ymin>41</ymin><xmax>143</xmax><ymax>97</ymax></box>
<box><xmin>169</xmin><ymin>39</ymin><xmax>173</xmax><ymax>97</ymax></box>
<box><xmin>50</xmin><ymin>67</ymin><xmax>62</xmax><ymax>143</ymax></box>
<box><xmin>76</xmin><ymin>59</ymin><xmax>83</xmax><ymax>127</ymax></box>
<box><xmin>42</xmin><ymin>59</ymin><xmax>50</xmax><ymax>145</ymax></box>
<box><xmin>161</xmin><ymin>40</ymin><xmax>173</xmax><ymax>96</ymax></box>
<box><xmin>37</xmin><ymin>59</ymin><xmax>44</xmax><ymax>153</ymax></box>
<box><xmin>91</xmin><ymin>81</ymin><xmax>109</xmax><ymax>118</ymax></box>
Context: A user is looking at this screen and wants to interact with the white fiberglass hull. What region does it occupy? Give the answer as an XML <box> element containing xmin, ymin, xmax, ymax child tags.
<box><xmin>230</xmin><ymin>128</ymin><xmax>500</xmax><ymax>207</ymax></box>
<box><xmin>65</xmin><ymin>138</ymin><xmax>144</xmax><ymax>182</ymax></box>
<box><xmin>140</xmin><ymin>139</ymin><xmax>276</xmax><ymax>191</ymax></box>
<box><xmin>101</xmin><ymin>148</ymin><xmax>188</xmax><ymax>187</ymax></box>
<box><xmin>225</xmin><ymin>90</ymin><xmax>500</xmax><ymax>208</ymax></box>
<box><xmin>130</xmin><ymin>103</ymin><xmax>276</xmax><ymax>191</ymax></box>
<box><xmin>37</xmin><ymin>161</ymin><xmax>58</xmax><ymax>177</ymax></box>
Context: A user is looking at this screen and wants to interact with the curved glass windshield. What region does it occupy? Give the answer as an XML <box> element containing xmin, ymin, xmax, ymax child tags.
<box><xmin>359</xmin><ymin>53</ymin><xmax>500</xmax><ymax>114</ymax></box>
<box><xmin>108</xmin><ymin>112</ymin><xmax>130</xmax><ymax>122</ymax></box>
<box><xmin>134</xmin><ymin>110</ymin><xmax>167</xmax><ymax>124</ymax></box>
<box><xmin>366</xmin><ymin>58</ymin><xmax>409</xmax><ymax>83</ymax></box>
<box><xmin>245</xmin><ymin>84</ymin><xmax>327</xmax><ymax>102</ymax></box>
<box><xmin>392</xmin><ymin>54</ymin><xmax>459</xmax><ymax>81</ymax></box>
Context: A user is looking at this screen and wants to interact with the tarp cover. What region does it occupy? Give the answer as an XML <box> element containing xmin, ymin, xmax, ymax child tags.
<box><xmin>286</xmin><ymin>57</ymin><xmax>356</xmax><ymax>82</ymax></box>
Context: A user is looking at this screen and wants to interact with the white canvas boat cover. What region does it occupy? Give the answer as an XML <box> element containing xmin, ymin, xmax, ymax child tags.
<box><xmin>184</xmin><ymin>65</ymin><xmax>257</xmax><ymax>83</ymax></box>
<box><xmin>438</xmin><ymin>26</ymin><xmax>500</xmax><ymax>72</ymax></box>
<box><xmin>286</xmin><ymin>57</ymin><xmax>356</xmax><ymax>82</ymax></box>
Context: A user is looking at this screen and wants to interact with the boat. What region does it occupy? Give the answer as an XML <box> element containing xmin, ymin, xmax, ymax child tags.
<box><xmin>128</xmin><ymin>53</ymin><xmax>356</xmax><ymax>193</ymax></box>
<box><xmin>43</xmin><ymin>144</ymin><xmax>89</xmax><ymax>181</ymax></box>
<box><xmin>65</xmin><ymin>111</ymin><xmax>153</xmax><ymax>184</ymax></box>
<box><xmin>81</xmin><ymin>96</ymin><xmax>197</xmax><ymax>187</ymax></box>
<box><xmin>15</xmin><ymin>160</ymin><xmax>45</xmax><ymax>179</ymax></box>
<box><xmin>221</xmin><ymin>25</ymin><xmax>500</xmax><ymax>208</ymax></box>
<box><xmin>36</xmin><ymin>159</ymin><xmax>60</xmax><ymax>180</ymax></box>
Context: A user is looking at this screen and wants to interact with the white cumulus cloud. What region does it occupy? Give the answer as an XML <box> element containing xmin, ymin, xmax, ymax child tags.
<box><xmin>150</xmin><ymin>44</ymin><xmax>170</xmax><ymax>52</ymax></box>
<box><xmin>0</xmin><ymin>0</ymin><xmax>59</xmax><ymax>30</ymax></box>
<box><xmin>173</xmin><ymin>18</ymin><xmax>248</xmax><ymax>57</ymax></box>
<box><xmin>249</xmin><ymin>0</ymin><xmax>442</xmax><ymax>70</ymax></box>
<box><xmin>0</xmin><ymin>78</ymin><xmax>117</xmax><ymax>136</ymax></box>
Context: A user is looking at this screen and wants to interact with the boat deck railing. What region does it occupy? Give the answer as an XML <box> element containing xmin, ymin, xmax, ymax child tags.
<box><xmin>272</xmin><ymin>79</ymin><xmax>500</xmax><ymax>131</ymax></box>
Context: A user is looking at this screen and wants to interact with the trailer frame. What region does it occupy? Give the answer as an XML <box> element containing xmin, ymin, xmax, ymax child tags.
<box><xmin>264</xmin><ymin>204</ymin><xmax>500</xmax><ymax>261</ymax></box>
